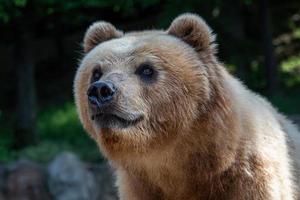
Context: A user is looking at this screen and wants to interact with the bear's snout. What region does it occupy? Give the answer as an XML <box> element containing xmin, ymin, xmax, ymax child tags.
<box><xmin>87</xmin><ymin>81</ymin><xmax>116</xmax><ymax>108</ymax></box>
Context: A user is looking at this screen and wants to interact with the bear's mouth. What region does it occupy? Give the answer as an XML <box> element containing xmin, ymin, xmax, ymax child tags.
<box><xmin>91</xmin><ymin>113</ymin><xmax>143</xmax><ymax>129</ymax></box>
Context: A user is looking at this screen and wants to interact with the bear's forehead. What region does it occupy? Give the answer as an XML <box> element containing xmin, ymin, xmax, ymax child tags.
<box><xmin>83</xmin><ymin>36</ymin><xmax>140</xmax><ymax>63</ymax></box>
<box><xmin>84</xmin><ymin>34</ymin><xmax>181</xmax><ymax>61</ymax></box>
<box><xmin>98</xmin><ymin>36</ymin><xmax>137</xmax><ymax>54</ymax></box>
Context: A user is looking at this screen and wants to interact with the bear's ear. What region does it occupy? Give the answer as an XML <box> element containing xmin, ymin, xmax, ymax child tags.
<box><xmin>83</xmin><ymin>21</ymin><xmax>123</xmax><ymax>53</ymax></box>
<box><xmin>167</xmin><ymin>13</ymin><xmax>216</xmax><ymax>54</ymax></box>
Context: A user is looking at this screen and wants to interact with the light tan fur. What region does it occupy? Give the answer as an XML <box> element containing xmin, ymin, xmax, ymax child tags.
<box><xmin>74</xmin><ymin>13</ymin><xmax>300</xmax><ymax>199</ymax></box>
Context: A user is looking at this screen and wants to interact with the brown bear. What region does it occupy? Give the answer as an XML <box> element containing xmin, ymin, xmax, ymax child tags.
<box><xmin>74</xmin><ymin>13</ymin><xmax>300</xmax><ymax>200</ymax></box>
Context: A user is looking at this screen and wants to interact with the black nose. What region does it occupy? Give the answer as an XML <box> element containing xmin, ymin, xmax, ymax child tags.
<box><xmin>87</xmin><ymin>81</ymin><xmax>116</xmax><ymax>106</ymax></box>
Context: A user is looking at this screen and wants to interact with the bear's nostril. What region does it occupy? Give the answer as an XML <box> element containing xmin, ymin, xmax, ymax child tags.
<box><xmin>100</xmin><ymin>85</ymin><xmax>112</xmax><ymax>98</ymax></box>
<box><xmin>87</xmin><ymin>85</ymin><xmax>99</xmax><ymax>99</ymax></box>
<box><xmin>99</xmin><ymin>82</ymin><xmax>116</xmax><ymax>102</ymax></box>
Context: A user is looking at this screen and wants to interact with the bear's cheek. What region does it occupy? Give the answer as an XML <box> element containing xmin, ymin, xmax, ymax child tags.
<box><xmin>74</xmin><ymin>71</ymin><xmax>96</xmax><ymax>134</ymax></box>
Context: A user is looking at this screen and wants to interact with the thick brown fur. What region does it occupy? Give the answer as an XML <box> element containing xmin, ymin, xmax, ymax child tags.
<box><xmin>74</xmin><ymin>13</ymin><xmax>300</xmax><ymax>199</ymax></box>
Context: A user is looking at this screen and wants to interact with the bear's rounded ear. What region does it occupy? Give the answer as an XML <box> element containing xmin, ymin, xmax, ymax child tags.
<box><xmin>83</xmin><ymin>21</ymin><xmax>123</xmax><ymax>53</ymax></box>
<box><xmin>167</xmin><ymin>13</ymin><xmax>216</xmax><ymax>54</ymax></box>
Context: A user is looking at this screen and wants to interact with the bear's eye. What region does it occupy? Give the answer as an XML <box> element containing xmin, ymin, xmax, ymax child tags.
<box><xmin>91</xmin><ymin>68</ymin><xmax>102</xmax><ymax>83</ymax></box>
<box><xmin>135</xmin><ymin>63</ymin><xmax>157</xmax><ymax>83</ymax></box>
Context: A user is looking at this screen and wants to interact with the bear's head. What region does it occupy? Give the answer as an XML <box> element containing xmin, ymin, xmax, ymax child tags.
<box><xmin>74</xmin><ymin>14</ymin><xmax>221</xmax><ymax>159</ymax></box>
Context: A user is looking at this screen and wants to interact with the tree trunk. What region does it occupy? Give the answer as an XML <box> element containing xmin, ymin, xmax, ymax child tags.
<box><xmin>259</xmin><ymin>0</ymin><xmax>278</xmax><ymax>95</ymax></box>
<box><xmin>13</xmin><ymin>30</ymin><xmax>37</xmax><ymax>149</ymax></box>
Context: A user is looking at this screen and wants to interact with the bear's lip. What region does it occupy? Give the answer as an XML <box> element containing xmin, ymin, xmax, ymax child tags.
<box><xmin>91</xmin><ymin>112</ymin><xmax>143</xmax><ymax>129</ymax></box>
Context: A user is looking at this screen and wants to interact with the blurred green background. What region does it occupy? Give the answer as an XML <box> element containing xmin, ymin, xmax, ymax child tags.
<box><xmin>0</xmin><ymin>0</ymin><xmax>299</xmax><ymax>163</ymax></box>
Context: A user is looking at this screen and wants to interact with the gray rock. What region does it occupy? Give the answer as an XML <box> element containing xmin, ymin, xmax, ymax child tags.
<box><xmin>48</xmin><ymin>152</ymin><xmax>99</xmax><ymax>200</ymax></box>
<box><xmin>6</xmin><ymin>158</ymin><xmax>51</xmax><ymax>200</ymax></box>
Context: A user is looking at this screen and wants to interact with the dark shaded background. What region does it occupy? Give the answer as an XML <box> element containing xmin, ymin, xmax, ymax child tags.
<box><xmin>0</xmin><ymin>0</ymin><xmax>299</xmax><ymax>163</ymax></box>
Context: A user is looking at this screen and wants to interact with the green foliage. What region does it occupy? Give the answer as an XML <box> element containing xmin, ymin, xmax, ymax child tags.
<box><xmin>0</xmin><ymin>109</ymin><xmax>15</xmax><ymax>163</ymax></box>
<box><xmin>242</xmin><ymin>0</ymin><xmax>254</xmax><ymax>5</ymax></box>
<box><xmin>294</xmin><ymin>28</ymin><xmax>300</xmax><ymax>39</ymax></box>
<box><xmin>37</xmin><ymin>102</ymin><xmax>82</xmax><ymax>140</ymax></box>
<box><xmin>281</xmin><ymin>56</ymin><xmax>300</xmax><ymax>72</ymax></box>
<box><xmin>14</xmin><ymin>0</ymin><xmax>27</xmax><ymax>7</ymax></box>
<box><xmin>280</xmin><ymin>56</ymin><xmax>300</xmax><ymax>87</ymax></box>
<box><xmin>0</xmin><ymin>0</ymin><xmax>11</xmax><ymax>23</ymax></box>
<box><xmin>0</xmin><ymin>0</ymin><xmax>160</xmax><ymax>24</ymax></box>
<box><xmin>20</xmin><ymin>141</ymin><xmax>72</xmax><ymax>163</ymax></box>
<box><xmin>0</xmin><ymin>135</ymin><xmax>15</xmax><ymax>163</ymax></box>
<box><xmin>36</xmin><ymin>102</ymin><xmax>102</xmax><ymax>162</ymax></box>
<box><xmin>0</xmin><ymin>103</ymin><xmax>102</xmax><ymax>163</ymax></box>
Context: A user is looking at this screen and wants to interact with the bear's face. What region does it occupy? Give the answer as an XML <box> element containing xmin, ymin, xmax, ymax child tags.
<box><xmin>74</xmin><ymin>14</ymin><xmax>217</xmax><ymax>157</ymax></box>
